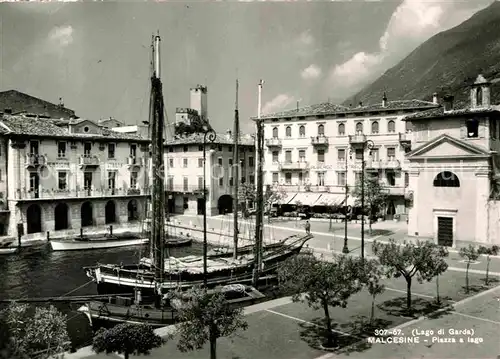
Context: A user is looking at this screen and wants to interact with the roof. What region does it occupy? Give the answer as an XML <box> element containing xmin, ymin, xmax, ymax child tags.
<box><xmin>406</xmin><ymin>133</ymin><xmax>491</xmax><ymax>158</ymax></box>
<box><xmin>0</xmin><ymin>115</ymin><xmax>149</xmax><ymax>142</ymax></box>
<box><xmin>166</xmin><ymin>132</ymin><xmax>254</xmax><ymax>146</ymax></box>
<box><xmin>255</xmin><ymin>99</ymin><xmax>438</xmax><ymax>120</ymax></box>
<box><xmin>404</xmin><ymin>105</ymin><xmax>500</xmax><ymax>120</ymax></box>
<box><xmin>0</xmin><ymin>90</ymin><xmax>76</xmax><ymax>120</ymax></box>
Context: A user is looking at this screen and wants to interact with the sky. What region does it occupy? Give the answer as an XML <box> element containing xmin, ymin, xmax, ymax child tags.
<box><xmin>0</xmin><ymin>1</ymin><xmax>493</xmax><ymax>135</ymax></box>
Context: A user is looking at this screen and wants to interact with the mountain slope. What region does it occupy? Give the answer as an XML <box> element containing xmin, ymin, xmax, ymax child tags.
<box><xmin>343</xmin><ymin>1</ymin><xmax>500</xmax><ymax>108</ymax></box>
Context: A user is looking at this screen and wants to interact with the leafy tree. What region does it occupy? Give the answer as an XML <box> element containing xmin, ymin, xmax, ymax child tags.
<box><xmin>424</xmin><ymin>245</ymin><xmax>449</xmax><ymax>304</ymax></box>
<box><xmin>92</xmin><ymin>323</ymin><xmax>164</xmax><ymax>359</ymax></box>
<box><xmin>237</xmin><ymin>182</ymin><xmax>255</xmax><ymax>217</ymax></box>
<box><xmin>321</xmin><ymin>200</ymin><xmax>339</xmax><ymax>231</ymax></box>
<box><xmin>478</xmin><ymin>245</ymin><xmax>499</xmax><ymax>286</ymax></box>
<box><xmin>351</xmin><ymin>176</ymin><xmax>389</xmax><ymax>235</ymax></box>
<box><xmin>265</xmin><ymin>186</ymin><xmax>286</xmax><ymax>222</ymax></box>
<box><xmin>278</xmin><ymin>253</ymin><xmax>363</xmax><ymax>348</ymax></box>
<box><xmin>176</xmin><ymin>287</ymin><xmax>248</xmax><ymax>359</ymax></box>
<box><xmin>359</xmin><ymin>259</ymin><xmax>385</xmax><ymax>325</ymax></box>
<box><xmin>294</xmin><ymin>200</ymin><xmax>303</xmax><ymax>225</ymax></box>
<box><xmin>0</xmin><ymin>303</ymin><xmax>70</xmax><ymax>359</ymax></box>
<box><xmin>372</xmin><ymin>239</ymin><xmax>447</xmax><ymax>315</ymax></box>
<box><xmin>459</xmin><ymin>245</ymin><xmax>480</xmax><ymax>293</ymax></box>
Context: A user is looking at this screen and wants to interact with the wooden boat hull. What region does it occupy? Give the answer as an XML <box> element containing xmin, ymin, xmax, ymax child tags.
<box><xmin>165</xmin><ymin>237</ymin><xmax>192</xmax><ymax>247</ymax></box>
<box><xmin>0</xmin><ymin>247</ymin><xmax>18</xmax><ymax>255</ymax></box>
<box><xmin>85</xmin><ymin>234</ymin><xmax>312</xmax><ymax>296</ymax></box>
<box><xmin>78</xmin><ymin>286</ymin><xmax>266</xmax><ymax>327</ymax></box>
<box><xmin>50</xmin><ymin>238</ymin><xmax>149</xmax><ymax>251</ymax></box>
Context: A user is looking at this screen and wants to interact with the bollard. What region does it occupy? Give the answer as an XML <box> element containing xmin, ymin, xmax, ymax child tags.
<box><xmin>80</xmin><ymin>228</ymin><xmax>83</xmax><ymax>238</ymax></box>
<box><xmin>46</xmin><ymin>231</ymin><xmax>50</xmax><ymax>241</ymax></box>
<box><xmin>17</xmin><ymin>233</ymin><xmax>21</xmax><ymax>248</ymax></box>
<box><xmin>109</xmin><ymin>225</ymin><xmax>113</xmax><ymax>236</ymax></box>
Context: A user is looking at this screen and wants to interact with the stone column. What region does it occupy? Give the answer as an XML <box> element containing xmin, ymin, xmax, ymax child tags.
<box><xmin>407</xmin><ymin>167</ymin><xmax>420</xmax><ymax>237</ymax></box>
<box><xmin>475</xmin><ymin>168</ymin><xmax>490</xmax><ymax>244</ymax></box>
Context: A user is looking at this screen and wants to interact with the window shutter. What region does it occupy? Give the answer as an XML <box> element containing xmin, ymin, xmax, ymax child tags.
<box><xmin>478</xmin><ymin>119</ymin><xmax>485</xmax><ymax>138</ymax></box>
<box><xmin>460</xmin><ymin>122</ymin><xmax>466</xmax><ymax>139</ymax></box>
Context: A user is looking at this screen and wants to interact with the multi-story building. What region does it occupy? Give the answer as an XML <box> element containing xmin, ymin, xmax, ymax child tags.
<box><xmin>0</xmin><ymin>90</ymin><xmax>76</xmax><ymax>120</ymax></box>
<box><xmin>258</xmin><ymin>96</ymin><xmax>440</xmax><ymax>219</ymax></box>
<box><xmin>165</xmin><ymin>130</ymin><xmax>255</xmax><ymax>216</ymax></box>
<box><xmin>0</xmin><ymin>113</ymin><xmax>150</xmax><ymax>241</ymax></box>
<box><xmin>404</xmin><ymin>74</ymin><xmax>500</xmax><ymax>247</ymax></box>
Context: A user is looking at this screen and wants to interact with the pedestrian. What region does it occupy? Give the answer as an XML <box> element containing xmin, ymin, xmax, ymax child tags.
<box><xmin>305</xmin><ymin>220</ymin><xmax>311</xmax><ymax>234</ymax></box>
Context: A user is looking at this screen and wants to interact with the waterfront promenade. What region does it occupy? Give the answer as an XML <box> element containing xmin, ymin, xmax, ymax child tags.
<box><xmin>66</xmin><ymin>214</ymin><xmax>500</xmax><ymax>359</ymax></box>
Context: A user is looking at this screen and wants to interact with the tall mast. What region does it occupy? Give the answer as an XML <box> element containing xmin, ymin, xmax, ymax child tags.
<box><xmin>148</xmin><ymin>33</ymin><xmax>155</xmax><ymax>261</ymax></box>
<box><xmin>253</xmin><ymin>79</ymin><xmax>264</xmax><ymax>287</ymax></box>
<box><xmin>233</xmin><ymin>79</ymin><xmax>240</xmax><ymax>259</ymax></box>
<box><xmin>150</xmin><ymin>32</ymin><xmax>166</xmax><ymax>307</ymax></box>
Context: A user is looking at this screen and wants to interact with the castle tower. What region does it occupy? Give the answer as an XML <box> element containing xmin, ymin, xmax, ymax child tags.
<box><xmin>190</xmin><ymin>85</ymin><xmax>208</xmax><ymax>120</ymax></box>
<box><xmin>470</xmin><ymin>74</ymin><xmax>491</xmax><ymax>108</ymax></box>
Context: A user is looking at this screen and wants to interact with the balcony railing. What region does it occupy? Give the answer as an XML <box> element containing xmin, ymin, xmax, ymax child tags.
<box><xmin>25</xmin><ymin>154</ymin><xmax>47</xmax><ymax>168</ymax></box>
<box><xmin>15</xmin><ymin>187</ymin><xmax>149</xmax><ymax>200</ymax></box>
<box><xmin>127</xmin><ymin>156</ymin><xmax>144</xmax><ymax>167</ymax></box>
<box><xmin>265</xmin><ymin>138</ymin><xmax>282</xmax><ymax>148</ymax></box>
<box><xmin>166</xmin><ymin>184</ymin><xmax>205</xmax><ymax>194</ymax></box>
<box><xmin>79</xmin><ymin>155</ymin><xmax>100</xmax><ymax>168</ymax></box>
<box><xmin>365</xmin><ymin>159</ymin><xmax>401</xmax><ymax>169</ymax></box>
<box><xmin>348</xmin><ymin>134</ymin><xmax>367</xmax><ymax>145</ymax></box>
<box><xmin>279</xmin><ymin>161</ymin><xmax>310</xmax><ymax>171</ymax></box>
<box><xmin>311</xmin><ymin>135</ymin><xmax>329</xmax><ymax>147</ymax></box>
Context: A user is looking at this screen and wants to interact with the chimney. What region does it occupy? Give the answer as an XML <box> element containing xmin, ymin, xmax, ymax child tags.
<box><xmin>59</xmin><ymin>97</ymin><xmax>64</xmax><ymax>107</ymax></box>
<box><xmin>382</xmin><ymin>93</ymin><xmax>387</xmax><ymax>108</ymax></box>
<box><xmin>3</xmin><ymin>108</ymin><xmax>12</xmax><ymax>115</ymax></box>
<box><xmin>443</xmin><ymin>95</ymin><xmax>454</xmax><ymax>112</ymax></box>
<box><xmin>226</xmin><ymin>129</ymin><xmax>232</xmax><ymax>139</ymax></box>
<box><xmin>432</xmin><ymin>92</ymin><xmax>439</xmax><ymax>105</ymax></box>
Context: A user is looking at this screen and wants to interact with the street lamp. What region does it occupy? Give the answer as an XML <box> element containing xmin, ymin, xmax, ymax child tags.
<box><xmin>360</xmin><ymin>139</ymin><xmax>374</xmax><ymax>260</ymax></box>
<box><xmin>342</xmin><ymin>148</ymin><xmax>353</xmax><ymax>254</ymax></box>
<box><xmin>203</xmin><ymin>127</ymin><xmax>216</xmax><ymax>287</ymax></box>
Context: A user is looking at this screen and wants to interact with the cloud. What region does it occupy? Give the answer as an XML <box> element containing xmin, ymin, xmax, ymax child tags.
<box><xmin>298</xmin><ymin>30</ymin><xmax>314</xmax><ymax>46</ymax></box>
<box><xmin>301</xmin><ymin>64</ymin><xmax>322</xmax><ymax>80</ymax></box>
<box><xmin>262</xmin><ymin>94</ymin><xmax>295</xmax><ymax>115</ymax></box>
<box><xmin>48</xmin><ymin>25</ymin><xmax>74</xmax><ymax>47</ymax></box>
<box><xmin>328</xmin><ymin>0</ymin><xmax>491</xmax><ymax>98</ymax></box>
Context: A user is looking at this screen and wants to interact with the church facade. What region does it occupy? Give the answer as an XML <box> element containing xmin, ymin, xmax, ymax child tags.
<box><xmin>404</xmin><ymin>74</ymin><xmax>500</xmax><ymax>247</ymax></box>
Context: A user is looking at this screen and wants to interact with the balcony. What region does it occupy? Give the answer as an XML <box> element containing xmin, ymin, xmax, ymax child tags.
<box><xmin>399</xmin><ymin>132</ymin><xmax>412</xmax><ymax>150</ymax></box>
<box><xmin>385</xmin><ymin>186</ymin><xmax>405</xmax><ymax>196</ymax></box>
<box><xmin>127</xmin><ymin>156</ymin><xmax>144</xmax><ymax>169</ymax></box>
<box><xmin>14</xmin><ymin>187</ymin><xmax>149</xmax><ymax>201</ymax></box>
<box><xmin>25</xmin><ymin>154</ymin><xmax>47</xmax><ymax>169</ymax></box>
<box><xmin>166</xmin><ymin>184</ymin><xmax>205</xmax><ymax>195</ymax></box>
<box><xmin>265</xmin><ymin>138</ymin><xmax>282</xmax><ymax>148</ymax></box>
<box><xmin>79</xmin><ymin>155</ymin><xmax>100</xmax><ymax>169</ymax></box>
<box><xmin>348</xmin><ymin>134</ymin><xmax>367</xmax><ymax>146</ymax></box>
<box><xmin>279</xmin><ymin>161</ymin><xmax>310</xmax><ymax>171</ymax></box>
<box><xmin>384</xmin><ymin>159</ymin><xmax>401</xmax><ymax>169</ymax></box>
<box><xmin>311</xmin><ymin>135</ymin><xmax>329</xmax><ymax>147</ymax></box>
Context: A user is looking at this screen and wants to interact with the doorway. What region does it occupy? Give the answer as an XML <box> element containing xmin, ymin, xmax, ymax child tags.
<box><xmin>81</xmin><ymin>202</ymin><xmax>93</xmax><ymax>227</ymax></box>
<box><xmin>105</xmin><ymin>201</ymin><xmax>116</xmax><ymax>224</ymax></box>
<box><xmin>26</xmin><ymin>204</ymin><xmax>42</xmax><ymax>234</ymax></box>
<box><xmin>197</xmin><ymin>198</ymin><xmax>205</xmax><ymax>215</ymax></box>
<box><xmin>437</xmin><ymin>217</ymin><xmax>453</xmax><ymax>247</ymax></box>
<box><xmin>54</xmin><ymin>203</ymin><xmax>69</xmax><ymax>230</ymax></box>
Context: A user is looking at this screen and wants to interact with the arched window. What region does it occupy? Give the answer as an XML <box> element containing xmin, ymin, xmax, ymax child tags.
<box><xmin>476</xmin><ymin>87</ymin><xmax>483</xmax><ymax>106</ymax></box>
<box><xmin>433</xmin><ymin>171</ymin><xmax>460</xmax><ymax>187</ymax></box>
<box><xmin>272</xmin><ymin>127</ymin><xmax>278</xmax><ymax>138</ymax></box>
<box><xmin>338</xmin><ymin>123</ymin><xmax>345</xmax><ymax>135</ymax></box>
<box><xmin>299</xmin><ymin>125</ymin><xmax>305</xmax><ymax>137</ymax></box>
<box><xmin>285</xmin><ymin>126</ymin><xmax>292</xmax><ymax>137</ymax></box>
<box><xmin>355</xmin><ymin>122</ymin><xmax>363</xmax><ymax>134</ymax></box>
<box><xmin>318</xmin><ymin>124</ymin><xmax>324</xmax><ymax>136</ymax></box>
<box><xmin>371</xmin><ymin>121</ymin><xmax>379</xmax><ymax>134</ymax></box>
<box><xmin>388</xmin><ymin>120</ymin><xmax>396</xmax><ymax>133</ymax></box>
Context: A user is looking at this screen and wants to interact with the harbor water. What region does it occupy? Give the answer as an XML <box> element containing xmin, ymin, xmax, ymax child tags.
<box><xmin>0</xmin><ymin>242</ymin><xmax>205</xmax><ymax>350</ymax></box>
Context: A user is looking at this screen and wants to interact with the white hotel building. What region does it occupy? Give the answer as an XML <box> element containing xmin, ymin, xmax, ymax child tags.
<box><xmin>258</xmin><ymin>96</ymin><xmax>439</xmax><ymax>220</ymax></box>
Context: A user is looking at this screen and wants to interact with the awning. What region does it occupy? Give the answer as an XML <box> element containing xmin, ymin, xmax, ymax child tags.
<box><xmin>313</xmin><ymin>193</ymin><xmax>346</xmax><ymax>207</ymax></box>
<box><xmin>292</xmin><ymin>192</ymin><xmax>322</xmax><ymax>207</ymax></box>
<box><xmin>282</xmin><ymin>192</ymin><xmax>298</xmax><ymax>205</ymax></box>
<box><xmin>346</xmin><ymin>195</ymin><xmax>356</xmax><ymax>207</ymax></box>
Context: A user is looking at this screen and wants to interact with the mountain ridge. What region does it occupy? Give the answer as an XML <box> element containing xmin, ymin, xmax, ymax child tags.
<box><xmin>343</xmin><ymin>1</ymin><xmax>500</xmax><ymax>108</ymax></box>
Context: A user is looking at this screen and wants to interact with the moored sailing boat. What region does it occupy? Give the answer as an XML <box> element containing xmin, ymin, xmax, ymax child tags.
<box><xmin>84</xmin><ymin>33</ymin><xmax>312</xmax><ymax>297</ymax></box>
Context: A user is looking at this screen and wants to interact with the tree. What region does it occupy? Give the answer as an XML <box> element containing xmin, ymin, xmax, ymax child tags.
<box><xmin>265</xmin><ymin>186</ymin><xmax>286</xmax><ymax>223</ymax></box>
<box><xmin>423</xmin><ymin>244</ymin><xmax>449</xmax><ymax>304</ymax></box>
<box><xmin>459</xmin><ymin>244</ymin><xmax>480</xmax><ymax>293</ymax></box>
<box><xmin>176</xmin><ymin>287</ymin><xmax>248</xmax><ymax>359</ymax></box>
<box><xmin>321</xmin><ymin>200</ymin><xmax>339</xmax><ymax>231</ymax></box>
<box><xmin>372</xmin><ymin>239</ymin><xmax>447</xmax><ymax>315</ymax></box>
<box><xmin>351</xmin><ymin>176</ymin><xmax>388</xmax><ymax>235</ymax></box>
<box><xmin>92</xmin><ymin>323</ymin><xmax>164</xmax><ymax>359</ymax></box>
<box><xmin>278</xmin><ymin>253</ymin><xmax>363</xmax><ymax>348</ymax></box>
<box><xmin>478</xmin><ymin>245</ymin><xmax>499</xmax><ymax>286</ymax></box>
<box><xmin>359</xmin><ymin>259</ymin><xmax>385</xmax><ymax>325</ymax></box>
<box><xmin>294</xmin><ymin>200</ymin><xmax>303</xmax><ymax>226</ymax></box>
<box><xmin>238</xmin><ymin>183</ymin><xmax>255</xmax><ymax>217</ymax></box>
<box><xmin>0</xmin><ymin>303</ymin><xmax>70</xmax><ymax>359</ymax></box>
